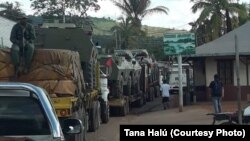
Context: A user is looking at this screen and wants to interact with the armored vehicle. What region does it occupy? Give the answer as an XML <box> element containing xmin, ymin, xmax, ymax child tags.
<box><xmin>98</xmin><ymin>50</ymin><xmax>145</xmax><ymax>116</ymax></box>
<box><xmin>131</xmin><ymin>49</ymin><xmax>161</xmax><ymax>102</ymax></box>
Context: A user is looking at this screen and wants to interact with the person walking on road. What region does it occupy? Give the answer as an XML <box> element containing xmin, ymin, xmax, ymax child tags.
<box><xmin>160</xmin><ymin>79</ymin><xmax>171</xmax><ymax>110</ymax></box>
<box><xmin>209</xmin><ymin>74</ymin><xmax>224</xmax><ymax>113</ymax></box>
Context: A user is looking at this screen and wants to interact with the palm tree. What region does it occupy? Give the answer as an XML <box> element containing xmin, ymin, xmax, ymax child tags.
<box><xmin>112</xmin><ymin>0</ymin><xmax>168</xmax><ymax>28</ymax></box>
<box><xmin>111</xmin><ymin>17</ymin><xmax>142</xmax><ymax>49</ymax></box>
<box><xmin>0</xmin><ymin>1</ymin><xmax>24</xmax><ymax>21</ymax></box>
<box><xmin>190</xmin><ymin>0</ymin><xmax>247</xmax><ymax>39</ymax></box>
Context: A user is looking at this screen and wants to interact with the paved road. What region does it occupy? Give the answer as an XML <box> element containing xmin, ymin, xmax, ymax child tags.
<box><xmin>86</xmin><ymin>97</ymin><xmax>249</xmax><ymax>141</ymax></box>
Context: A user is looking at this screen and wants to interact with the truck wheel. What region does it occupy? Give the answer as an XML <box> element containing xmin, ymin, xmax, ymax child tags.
<box><xmin>146</xmin><ymin>90</ymin><xmax>151</xmax><ymax>102</ymax></box>
<box><xmin>97</xmin><ymin>101</ymin><xmax>101</xmax><ymax>128</ymax></box>
<box><xmin>135</xmin><ymin>91</ymin><xmax>143</xmax><ymax>107</ymax></box>
<box><xmin>154</xmin><ymin>86</ymin><xmax>160</xmax><ymax>97</ymax></box>
<box><xmin>101</xmin><ymin>102</ymin><xmax>110</xmax><ymax>123</ymax></box>
<box><xmin>150</xmin><ymin>87</ymin><xmax>155</xmax><ymax>101</ymax></box>
<box><xmin>143</xmin><ymin>93</ymin><xmax>147</xmax><ymax>105</ymax></box>
<box><xmin>120</xmin><ymin>100</ymin><xmax>129</xmax><ymax>116</ymax></box>
<box><xmin>88</xmin><ymin>101</ymin><xmax>100</xmax><ymax>132</ymax></box>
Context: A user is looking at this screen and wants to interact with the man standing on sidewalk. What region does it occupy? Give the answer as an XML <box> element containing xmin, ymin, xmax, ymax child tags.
<box><xmin>209</xmin><ymin>74</ymin><xmax>224</xmax><ymax>113</ymax></box>
<box><xmin>160</xmin><ymin>79</ymin><xmax>171</xmax><ymax>110</ymax></box>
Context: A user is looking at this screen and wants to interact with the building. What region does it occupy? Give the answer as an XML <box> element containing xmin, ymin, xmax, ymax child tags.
<box><xmin>0</xmin><ymin>16</ymin><xmax>16</xmax><ymax>48</ymax></box>
<box><xmin>187</xmin><ymin>21</ymin><xmax>250</xmax><ymax>101</ymax></box>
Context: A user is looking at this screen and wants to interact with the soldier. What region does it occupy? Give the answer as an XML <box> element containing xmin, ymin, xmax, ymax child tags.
<box><xmin>10</xmin><ymin>14</ymin><xmax>36</xmax><ymax>78</ymax></box>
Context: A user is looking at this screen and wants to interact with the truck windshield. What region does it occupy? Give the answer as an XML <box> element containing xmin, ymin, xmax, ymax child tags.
<box><xmin>0</xmin><ymin>96</ymin><xmax>51</xmax><ymax>135</ymax></box>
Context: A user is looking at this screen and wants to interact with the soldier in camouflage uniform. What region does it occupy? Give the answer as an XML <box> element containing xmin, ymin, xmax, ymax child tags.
<box><xmin>10</xmin><ymin>14</ymin><xmax>36</xmax><ymax>78</ymax></box>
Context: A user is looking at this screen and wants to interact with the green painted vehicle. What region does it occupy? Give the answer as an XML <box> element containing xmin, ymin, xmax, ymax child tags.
<box><xmin>99</xmin><ymin>49</ymin><xmax>147</xmax><ymax>116</ymax></box>
<box><xmin>34</xmin><ymin>23</ymin><xmax>109</xmax><ymax>134</ymax></box>
<box><xmin>131</xmin><ymin>49</ymin><xmax>161</xmax><ymax>102</ymax></box>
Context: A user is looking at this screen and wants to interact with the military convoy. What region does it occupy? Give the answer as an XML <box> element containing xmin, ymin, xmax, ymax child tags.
<box><xmin>0</xmin><ymin>20</ymin><xmax>162</xmax><ymax>140</ymax></box>
<box><xmin>98</xmin><ymin>49</ymin><xmax>161</xmax><ymax>116</ymax></box>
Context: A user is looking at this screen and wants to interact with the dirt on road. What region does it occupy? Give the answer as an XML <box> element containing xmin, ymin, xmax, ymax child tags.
<box><xmin>86</xmin><ymin>97</ymin><xmax>249</xmax><ymax>141</ymax></box>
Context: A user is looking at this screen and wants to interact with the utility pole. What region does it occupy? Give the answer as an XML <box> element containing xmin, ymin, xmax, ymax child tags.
<box><xmin>1</xmin><ymin>37</ymin><xmax>3</xmax><ymax>48</ymax></box>
<box><xmin>115</xmin><ymin>30</ymin><xmax>118</xmax><ymax>49</ymax></box>
<box><xmin>178</xmin><ymin>54</ymin><xmax>183</xmax><ymax>112</ymax></box>
<box><xmin>62</xmin><ymin>0</ymin><xmax>66</xmax><ymax>23</ymax></box>
<box><xmin>235</xmin><ymin>34</ymin><xmax>242</xmax><ymax>124</ymax></box>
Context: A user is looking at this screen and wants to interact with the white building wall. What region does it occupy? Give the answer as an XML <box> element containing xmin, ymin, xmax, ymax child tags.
<box><xmin>0</xmin><ymin>16</ymin><xmax>16</xmax><ymax>48</ymax></box>
<box><xmin>205</xmin><ymin>58</ymin><xmax>250</xmax><ymax>87</ymax></box>
<box><xmin>205</xmin><ymin>58</ymin><xmax>217</xmax><ymax>86</ymax></box>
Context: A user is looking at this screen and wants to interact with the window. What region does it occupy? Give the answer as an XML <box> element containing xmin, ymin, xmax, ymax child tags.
<box><xmin>217</xmin><ymin>60</ymin><xmax>233</xmax><ymax>84</ymax></box>
<box><xmin>0</xmin><ymin>96</ymin><xmax>51</xmax><ymax>135</ymax></box>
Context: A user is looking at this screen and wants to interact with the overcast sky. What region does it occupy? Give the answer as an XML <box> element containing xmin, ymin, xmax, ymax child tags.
<box><xmin>5</xmin><ymin>0</ymin><xmax>250</xmax><ymax>30</ymax></box>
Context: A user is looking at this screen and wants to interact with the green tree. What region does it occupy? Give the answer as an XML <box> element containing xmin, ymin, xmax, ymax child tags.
<box><xmin>0</xmin><ymin>1</ymin><xmax>25</xmax><ymax>21</ymax></box>
<box><xmin>190</xmin><ymin>0</ymin><xmax>247</xmax><ymax>41</ymax></box>
<box><xmin>30</xmin><ymin>0</ymin><xmax>101</xmax><ymax>25</ymax></box>
<box><xmin>111</xmin><ymin>17</ymin><xmax>132</xmax><ymax>49</ymax></box>
<box><xmin>112</xmin><ymin>0</ymin><xmax>168</xmax><ymax>28</ymax></box>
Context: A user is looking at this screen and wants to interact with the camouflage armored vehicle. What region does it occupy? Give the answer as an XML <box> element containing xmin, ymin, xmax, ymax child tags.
<box><xmin>98</xmin><ymin>50</ymin><xmax>144</xmax><ymax>116</ymax></box>
<box><xmin>131</xmin><ymin>49</ymin><xmax>161</xmax><ymax>102</ymax></box>
<box><xmin>34</xmin><ymin>23</ymin><xmax>109</xmax><ymax>132</ymax></box>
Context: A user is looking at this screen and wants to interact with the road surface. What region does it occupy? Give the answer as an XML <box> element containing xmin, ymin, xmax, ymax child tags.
<box><xmin>86</xmin><ymin>97</ymin><xmax>249</xmax><ymax>141</ymax></box>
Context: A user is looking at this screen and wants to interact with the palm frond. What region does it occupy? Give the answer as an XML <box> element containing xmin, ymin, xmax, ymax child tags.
<box><xmin>191</xmin><ymin>1</ymin><xmax>211</xmax><ymax>13</ymax></box>
<box><xmin>142</xmin><ymin>6</ymin><xmax>168</xmax><ymax>18</ymax></box>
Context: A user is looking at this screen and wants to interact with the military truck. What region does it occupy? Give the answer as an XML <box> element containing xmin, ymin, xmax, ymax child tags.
<box><xmin>34</xmin><ymin>23</ymin><xmax>109</xmax><ymax>132</ymax></box>
<box><xmin>131</xmin><ymin>49</ymin><xmax>161</xmax><ymax>102</ymax></box>
<box><xmin>98</xmin><ymin>50</ymin><xmax>146</xmax><ymax>116</ymax></box>
<box><xmin>0</xmin><ymin>48</ymin><xmax>87</xmax><ymax>141</ymax></box>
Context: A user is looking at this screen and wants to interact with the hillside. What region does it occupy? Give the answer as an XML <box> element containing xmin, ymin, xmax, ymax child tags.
<box><xmin>27</xmin><ymin>16</ymin><xmax>182</xmax><ymax>37</ymax></box>
<box><xmin>91</xmin><ymin>17</ymin><xmax>173</xmax><ymax>37</ymax></box>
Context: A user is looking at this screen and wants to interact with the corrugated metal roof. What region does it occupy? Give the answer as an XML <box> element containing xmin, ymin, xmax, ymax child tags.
<box><xmin>183</xmin><ymin>52</ymin><xmax>250</xmax><ymax>58</ymax></box>
<box><xmin>195</xmin><ymin>21</ymin><xmax>250</xmax><ymax>56</ymax></box>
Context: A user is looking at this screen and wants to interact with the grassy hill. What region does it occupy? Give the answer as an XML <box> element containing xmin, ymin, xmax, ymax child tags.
<box><xmin>91</xmin><ymin>17</ymin><xmax>174</xmax><ymax>37</ymax></box>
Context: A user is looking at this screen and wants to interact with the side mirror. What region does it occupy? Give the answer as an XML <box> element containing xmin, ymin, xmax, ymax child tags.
<box><xmin>62</xmin><ymin>118</ymin><xmax>83</xmax><ymax>135</ymax></box>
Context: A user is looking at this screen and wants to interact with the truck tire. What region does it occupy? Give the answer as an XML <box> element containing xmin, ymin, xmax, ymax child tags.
<box><xmin>101</xmin><ymin>101</ymin><xmax>110</xmax><ymax>123</ymax></box>
<box><xmin>149</xmin><ymin>87</ymin><xmax>155</xmax><ymax>101</ymax></box>
<box><xmin>154</xmin><ymin>86</ymin><xmax>160</xmax><ymax>98</ymax></box>
<box><xmin>88</xmin><ymin>101</ymin><xmax>100</xmax><ymax>132</ymax></box>
<box><xmin>135</xmin><ymin>91</ymin><xmax>143</xmax><ymax>107</ymax></box>
<box><xmin>146</xmin><ymin>89</ymin><xmax>151</xmax><ymax>102</ymax></box>
<box><xmin>143</xmin><ymin>93</ymin><xmax>147</xmax><ymax>105</ymax></box>
<box><xmin>120</xmin><ymin>100</ymin><xmax>129</xmax><ymax>116</ymax></box>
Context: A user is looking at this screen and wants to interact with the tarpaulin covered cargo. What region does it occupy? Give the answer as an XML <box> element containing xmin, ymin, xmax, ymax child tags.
<box><xmin>0</xmin><ymin>48</ymin><xmax>85</xmax><ymax>97</ymax></box>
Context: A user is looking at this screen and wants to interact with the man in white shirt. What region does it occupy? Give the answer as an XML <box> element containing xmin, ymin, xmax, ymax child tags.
<box><xmin>160</xmin><ymin>79</ymin><xmax>171</xmax><ymax>110</ymax></box>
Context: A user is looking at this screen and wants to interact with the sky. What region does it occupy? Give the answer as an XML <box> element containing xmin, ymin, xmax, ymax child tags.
<box><xmin>3</xmin><ymin>0</ymin><xmax>250</xmax><ymax>30</ymax></box>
